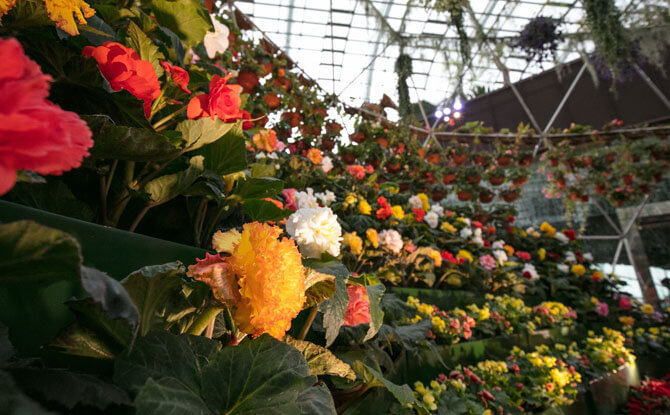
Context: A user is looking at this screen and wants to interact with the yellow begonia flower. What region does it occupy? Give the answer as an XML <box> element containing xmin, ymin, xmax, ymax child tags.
<box><xmin>478</xmin><ymin>307</ymin><xmax>490</xmax><ymax>321</ymax></box>
<box><xmin>641</xmin><ymin>303</ymin><xmax>655</xmax><ymax>315</ymax></box>
<box><xmin>343</xmin><ymin>232</ymin><xmax>363</xmax><ymax>256</ymax></box>
<box><xmin>417</xmin><ymin>193</ymin><xmax>430</xmax><ymax>211</ymax></box>
<box><xmin>591</xmin><ymin>297</ymin><xmax>599</xmax><ymax>305</ymax></box>
<box><xmin>457</xmin><ymin>249</ymin><xmax>473</xmax><ymax>263</ymax></box>
<box><xmin>538</xmin><ymin>248</ymin><xmax>546</xmax><ymax>260</ymax></box>
<box><xmin>366</xmin><ymin>228</ymin><xmax>379</xmax><ymax>248</ymax></box>
<box><xmin>227</xmin><ymin>223</ymin><xmax>306</xmax><ymax>339</ymax></box>
<box><xmin>571</xmin><ymin>264</ymin><xmax>586</xmax><ymax>276</ymax></box>
<box><xmin>619</xmin><ymin>316</ymin><xmax>634</xmax><ymax>327</ymax></box>
<box><xmin>391</xmin><ymin>205</ymin><xmax>405</xmax><ymax>220</ymax></box>
<box><xmin>521</xmin><ymin>230</ymin><xmax>527</xmax><ymax>237</ymax></box>
<box><xmin>649</xmin><ymin>327</ymin><xmax>660</xmax><ymax>335</ymax></box>
<box><xmin>358</xmin><ymin>200</ymin><xmax>371</xmax><ymax>215</ymax></box>
<box><xmin>44</xmin><ymin>0</ymin><xmax>96</xmax><ymax>36</ymax></box>
<box><xmin>504</xmin><ymin>245</ymin><xmax>515</xmax><ymax>256</ymax></box>
<box><xmin>0</xmin><ymin>0</ymin><xmax>17</xmax><ymax>17</ymax></box>
<box><xmin>427</xmin><ymin>248</ymin><xmax>442</xmax><ymax>267</ymax></box>
<box><xmin>388</xmin><ymin>186</ymin><xmax>399</xmax><ymax>194</ymax></box>
<box><xmin>345</xmin><ymin>194</ymin><xmax>356</xmax><ymax>206</ymax></box>
<box><xmin>441</xmin><ymin>222</ymin><xmax>456</xmax><ymax>233</ymax></box>
<box><xmin>540</xmin><ymin>221</ymin><xmax>556</xmax><ymax>237</ymax></box>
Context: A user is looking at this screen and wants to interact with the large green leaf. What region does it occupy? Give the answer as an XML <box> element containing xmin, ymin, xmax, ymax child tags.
<box><xmin>352</xmin><ymin>362</ymin><xmax>416</xmax><ymax>407</ymax></box>
<box><xmin>363</xmin><ymin>284</ymin><xmax>385</xmax><ymax>342</ymax></box>
<box><xmin>177</xmin><ymin>119</ymin><xmax>240</xmax><ymax>152</ymax></box>
<box><xmin>83</xmin><ymin>115</ymin><xmax>180</xmax><ymax>161</ymax></box>
<box><xmin>243</xmin><ymin>199</ymin><xmax>293</xmax><ymax>222</ymax></box>
<box><xmin>285</xmin><ymin>337</ymin><xmax>355</xmax><ymax>380</ymax></box>
<box><xmin>233</xmin><ymin>177</ymin><xmax>284</xmax><ymax>199</ymax></box>
<box><xmin>0</xmin><ymin>220</ymin><xmax>81</xmax><ymax>284</ymax></box>
<box><xmin>48</xmin><ymin>323</ymin><xmax>116</xmax><ymax>359</ymax></box>
<box><xmin>121</xmin><ymin>262</ymin><xmax>187</xmax><ymax>336</ymax></box>
<box><xmin>126</xmin><ymin>21</ymin><xmax>165</xmax><ymax>78</ymax></box>
<box><xmin>145</xmin><ymin>156</ymin><xmax>204</xmax><ymax>204</ymax></box>
<box><xmin>79</xmin><ymin>266</ymin><xmax>139</xmax><ymax>331</ymax></box>
<box><xmin>305</xmin><ymin>259</ymin><xmax>350</xmax><ymax>347</ymax></box>
<box><xmin>115</xmin><ymin>332</ymin><xmax>336</xmax><ymax>414</ymax></box>
<box><xmin>149</xmin><ymin>0</ymin><xmax>211</xmax><ymax>47</ymax></box>
<box><xmin>196</xmin><ymin>123</ymin><xmax>247</xmax><ymax>175</ymax></box>
<box><xmin>0</xmin><ymin>371</ymin><xmax>55</xmax><ymax>415</ymax></box>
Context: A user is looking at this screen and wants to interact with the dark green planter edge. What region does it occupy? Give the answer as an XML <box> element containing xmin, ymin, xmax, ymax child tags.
<box><xmin>0</xmin><ymin>200</ymin><xmax>209</xmax><ymax>355</ymax></box>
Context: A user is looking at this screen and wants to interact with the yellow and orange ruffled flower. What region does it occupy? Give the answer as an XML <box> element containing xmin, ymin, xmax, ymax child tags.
<box><xmin>1</xmin><ymin>0</ymin><xmax>96</xmax><ymax>36</ymax></box>
<box><xmin>358</xmin><ymin>200</ymin><xmax>371</xmax><ymax>215</ymax></box>
<box><xmin>190</xmin><ymin>222</ymin><xmax>305</xmax><ymax>340</ymax></box>
<box><xmin>366</xmin><ymin>228</ymin><xmax>379</xmax><ymax>248</ymax></box>
<box><xmin>391</xmin><ymin>205</ymin><xmax>405</xmax><ymax>220</ymax></box>
<box><xmin>540</xmin><ymin>222</ymin><xmax>556</xmax><ymax>237</ymax></box>
<box><xmin>571</xmin><ymin>264</ymin><xmax>586</xmax><ymax>276</ymax></box>
<box><xmin>619</xmin><ymin>316</ymin><xmax>634</xmax><ymax>327</ymax></box>
<box><xmin>306</xmin><ymin>148</ymin><xmax>323</xmax><ymax>165</ymax></box>
<box><xmin>252</xmin><ymin>129</ymin><xmax>277</xmax><ymax>152</ymax></box>
<box><xmin>457</xmin><ymin>249</ymin><xmax>473</xmax><ymax>263</ymax></box>
<box><xmin>343</xmin><ymin>232</ymin><xmax>363</xmax><ymax>255</ymax></box>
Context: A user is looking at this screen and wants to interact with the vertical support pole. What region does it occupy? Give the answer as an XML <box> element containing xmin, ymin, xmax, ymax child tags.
<box><xmin>634</xmin><ymin>64</ymin><xmax>670</xmax><ymax>112</ymax></box>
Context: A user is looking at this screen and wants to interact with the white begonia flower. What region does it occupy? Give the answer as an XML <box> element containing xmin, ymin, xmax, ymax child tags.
<box><xmin>286</xmin><ymin>207</ymin><xmax>342</xmax><ymax>258</ymax></box>
<box><xmin>493</xmin><ymin>249</ymin><xmax>508</xmax><ymax>266</ymax></box>
<box><xmin>379</xmin><ymin>229</ymin><xmax>403</xmax><ymax>254</ymax></box>
<box><xmin>267</xmin><ymin>152</ymin><xmax>279</xmax><ymax>160</ymax></box>
<box><xmin>430</xmin><ymin>204</ymin><xmax>444</xmax><ymax>217</ymax></box>
<box><xmin>583</xmin><ymin>253</ymin><xmax>594</xmax><ymax>262</ymax></box>
<box><xmin>425</xmin><ymin>211</ymin><xmax>439</xmax><ymax>229</ymax></box>
<box><xmin>409</xmin><ymin>195</ymin><xmax>423</xmax><ymax>210</ymax></box>
<box><xmin>204</xmin><ymin>17</ymin><xmax>230</xmax><ymax>59</ymax></box>
<box><xmin>255</xmin><ymin>152</ymin><xmax>266</xmax><ymax>160</ymax></box>
<box><xmin>554</xmin><ymin>232</ymin><xmax>570</xmax><ymax>244</ymax></box>
<box><xmin>321</xmin><ymin>156</ymin><xmax>333</xmax><ymax>173</ymax></box>
<box><xmin>522</xmin><ymin>263</ymin><xmax>539</xmax><ymax>280</ymax></box>
<box><xmin>471</xmin><ymin>228</ymin><xmax>484</xmax><ymax>247</ymax></box>
<box><xmin>460</xmin><ymin>227</ymin><xmax>473</xmax><ymax>239</ymax></box>
<box><xmin>526</xmin><ymin>227</ymin><xmax>540</xmax><ymax>238</ymax></box>
<box><xmin>564</xmin><ymin>251</ymin><xmax>576</xmax><ymax>263</ymax></box>
<box><xmin>492</xmin><ymin>240</ymin><xmax>505</xmax><ymax>250</ymax></box>
<box><xmin>315</xmin><ymin>190</ymin><xmax>336</xmax><ymax>206</ymax></box>
<box><xmin>557</xmin><ymin>264</ymin><xmax>569</xmax><ymax>273</ymax></box>
<box><xmin>294</xmin><ymin>187</ymin><xmax>319</xmax><ymax>209</ymax></box>
<box><xmin>461</xmin><ymin>218</ymin><xmax>471</xmax><ymax>226</ymax></box>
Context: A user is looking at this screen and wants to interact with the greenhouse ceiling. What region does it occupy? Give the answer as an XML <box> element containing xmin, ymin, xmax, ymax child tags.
<box><xmin>233</xmin><ymin>0</ymin><xmax>660</xmax><ymax>114</ymax></box>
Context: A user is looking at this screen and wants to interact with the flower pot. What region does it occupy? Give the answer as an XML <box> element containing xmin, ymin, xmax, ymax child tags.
<box><xmin>550</xmin><ymin>157</ymin><xmax>559</xmax><ymax>167</ymax></box>
<box><xmin>457</xmin><ymin>190</ymin><xmax>472</xmax><ymax>201</ymax></box>
<box><xmin>452</xmin><ymin>154</ymin><xmax>467</xmax><ymax>165</ymax></box>
<box><xmin>281</xmin><ymin>111</ymin><xmax>302</xmax><ymax>127</ymax></box>
<box><xmin>350</xmin><ymin>131</ymin><xmax>365</xmax><ymax>143</ymax></box>
<box><xmin>272</xmin><ymin>76</ymin><xmax>292</xmax><ymax>92</ymax></box>
<box><xmin>369</xmin><ymin>158</ymin><xmax>381</xmax><ymax>169</ymax></box>
<box><xmin>376</xmin><ymin>138</ymin><xmax>389</xmax><ymax>148</ymax></box>
<box><xmin>595</xmin><ymin>185</ymin><xmax>606</xmax><ymax>195</ymax></box>
<box><xmin>479</xmin><ymin>191</ymin><xmax>495</xmax><ymax>203</ymax></box>
<box><xmin>313</xmin><ymin>107</ymin><xmax>327</xmax><ymax>118</ymax></box>
<box><xmin>606</xmin><ymin>153</ymin><xmax>616</xmax><ymax>163</ymax></box>
<box><xmin>426</xmin><ymin>154</ymin><xmax>441</xmax><ymax>164</ymax></box>
<box><xmin>501</xmin><ymin>191</ymin><xmax>520</xmax><ymax>203</ymax></box>
<box><xmin>496</xmin><ymin>155</ymin><xmax>513</xmax><ymax>166</ymax></box>
<box><xmin>341</xmin><ymin>151</ymin><xmax>356</xmax><ymax>165</ymax></box>
<box><xmin>237</xmin><ymin>70</ymin><xmax>259</xmax><ymax>93</ymax></box>
<box><xmin>622</xmin><ymin>174</ymin><xmax>633</xmax><ymax>185</ymax></box>
<box><xmin>263</xmin><ymin>93</ymin><xmax>281</xmax><ymax>109</ymax></box>
<box><xmin>466</xmin><ymin>175</ymin><xmax>481</xmax><ymax>185</ymax></box>
<box><xmin>326</xmin><ymin>122</ymin><xmax>342</xmax><ymax>135</ymax></box>
<box><xmin>259</xmin><ymin>62</ymin><xmax>272</xmax><ymax>77</ymax></box>
<box><xmin>321</xmin><ymin>138</ymin><xmax>335</xmax><ymax>151</ymax></box>
<box><xmin>518</xmin><ymin>155</ymin><xmax>533</xmax><ymax>167</ymax></box>
<box><xmin>489</xmin><ymin>175</ymin><xmax>505</xmax><ymax>186</ymax></box>
<box><xmin>473</xmin><ymin>155</ymin><xmax>488</xmax><ymax>165</ymax></box>
<box><xmin>443</xmin><ymin>174</ymin><xmax>457</xmax><ymax>185</ymax></box>
<box><xmin>399</xmin><ymin>182</ymin><xmax>409</xmax><ymax>192</ymax></box>
<box><xmin>512</xmin><ymin>176</ymin><xmax>528</xmax><ymax>186</ymax></box>
<box><xmin>431</xmin><ymin>190</ymin><xmax>446</xmax><ymax>201</ymax></box>
<box><xmin>386</xmin><ymin>163</ymin><xmax>402</xmax><ymax>173</ymax></box>
<box><xmin>300</xmin><ymin>125</ymin><xmax>321</xmax><ymax>137</ymax></box>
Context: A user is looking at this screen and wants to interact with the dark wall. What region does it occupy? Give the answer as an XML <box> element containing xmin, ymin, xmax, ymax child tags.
<box><xmin>459</xmin><ymin>56</ymin><xmax>670</xmax><ymax>130</ymax></box>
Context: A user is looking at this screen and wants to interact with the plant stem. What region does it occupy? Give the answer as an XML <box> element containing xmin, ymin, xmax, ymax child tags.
<box><xmin>128</xmin><ymin>204</ymin><xmax>153</xmax><ymax>233</ymax></box>
<box><xmin>105</xmin><ymin>159</ymin><xmax>118</xmax><ymax>196</ymax></box>
<box><xmin>152</xmin><ymin>105</ymin><xmax>187</xmax><ymax>130</ymax></box>
<box><xmin>187</xmin><ymin>307</ymin><xmax>223</xmax><ymax>336</ymax></box>
<box><xmin>193</xmin><ymin>199</ymin><xmax>208</xmax><ymax>245</ymax></box>
<box><xmin>297</xmin><ymin>306</ymin><xmax>318</xmax><ymax>340</ymax></box>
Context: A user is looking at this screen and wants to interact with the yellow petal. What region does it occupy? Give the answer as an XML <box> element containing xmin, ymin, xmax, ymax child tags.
<box><xmin>0</xmin><ymin>0</ymin><xmax>17</xmax><ymax>18</ymax></box>
<box><xmin>43</xmin><ymin>0</ymin><xmax>95</xmax><ymax>36</ymax></box>
<box><xmin>212</xmin><ymin>228</ymin><xmax>242</xmax><ymax>254</ymax></box>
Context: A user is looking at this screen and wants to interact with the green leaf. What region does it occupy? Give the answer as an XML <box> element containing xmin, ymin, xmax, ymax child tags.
<box><xmin>250</xmin><ymin>163</ymin><xmax>276</xmax><ymax>178</ymax></box>
<box><xmin>79</xmin><ymin>266</ymin><xmax>139</xmax><ymax>331</ymax></box>
<box><xmin>121</xmin><ymin>262</ymin><xmax>187</xmax><ymax>336</ymax></box>
<box><xmin>0</xmin><ymin>220</ymin><xmax>81</xmax><ymax>284</ymax></box>
<box><xmin>15</xmin><ymin>171</ymin><xmax>46</xmax><ymax>184</ymax></box>
<box><xmin>243</xmin><ymin>199</ymin><xmax>293</xmax><ymax>222</ymax></box>
<box><xmin>352</xmin><ymin>362</ymin><xmax>416</xmax><ymax>407</ymax></box>
<box><xmin>363</xmin><ymin>284</ymin><xmax>385</xmax><ymax>342</ymax></box>
<box><xmin>63</xmin><ymin>299</ymin><xmax>136</xmax><ymax>355</ymax></box>
<box><xmin>126</xmin><ymin>21</ymin><xmax>166</xmax><ymax>80</ymax></box>
<box><xmin>177</xmin><ymin>118</ymin><xmax>240</xmax><ymax>152</ymax></box>
<box><xmin>303</xmin><ymin>268</ymin><xmax>335</xmax><ymax>308</ymax></box>
<box><xmin>285</xmin><ymin>337</ymin><xmax>356</xmax><ymax>380</ymax></box>
<box><xmin>83</xmin><ymin>115</ymin><xmax>180</xmax><ymax>161</ymax></box>
<box><xmin>149</xmin><ymin>0</ymin><xmax>211</xmax><ymax>47</ymax></box>
<box><xmin>0</xmin><ymin>371</ymin><xmax>55</xmax><ymax>415</ymax></box>
<box><xmin>48</xmin><ymin>323</ymin><xmax>116</xmax><ymax>359</ymax></box>
<box><xmin>196</xmin><ymin>123</ymin><xmax>246</xmax><ymax>175</ymax></box>
<box><xmin>233</xmin><ymin>177</ymin><xmax>284</xmax><ymax>199</ymax></box>
<box><xmin>318</xmin><ymin>271</ymin><xmax>349</xmax><ymax>348</ymax></box>
<box><xmin>9</xmin><ymin>368</ymin><xmax>131</xmax><ymax>411</ymax></box>
<box><xmin>303</xmin><ymin>259</ymin><xmax>350</xmax><ymax>279</ymax></box>
<box><xmin>115</xmin><ymin>332</ymin><xmax>336</xmax><ymax>414</ymax></box>
<box><xmin>145</xmin><ymin>156</ymin><xmax>204</xmax><ymax>204</ymax></box>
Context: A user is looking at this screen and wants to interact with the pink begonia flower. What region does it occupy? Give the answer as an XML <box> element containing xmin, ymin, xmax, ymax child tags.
<box><xmin>618</xmin><ymin>297</ymin><xmax>631</xmax><ymax>311</ymax></box>
<box><xmin>343</xmin><ymin>285</ymin><xmax>371</xmax><ymax>326</ymax></box>
<box><xmin>282</xmin><ymin>188</ymin><xmax>297</xmax><ymax>210</ymax></box>
<box><xmin>595</xmin><ymin>302</ymin><xmax>609</xmax><ymax>317</ymax></box>
<box><xmin>479</xmin><ymin>254</ymin><xmax>496</xmax><ymax>271</ymax></box>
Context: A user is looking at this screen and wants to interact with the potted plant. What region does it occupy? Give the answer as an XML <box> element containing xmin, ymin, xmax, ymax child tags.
<box><xmin>486</xmin><ymin>167</ymin><xmax>506</xmax><ymax>186</ymax></box>
<box><xmin>509</xmin><ymin>167</ymin><xmax>531</xmax><ymax>187</ymax></box>
<box><xmin>517</xmin><ymin>151</ymin><xmax>533</xmax><ymax>167</ymax></box>
<box><xmin>350</xmin><ymin>130</ymin><xmax>366</xmax><ymax>144</ymax></box>
<box><xmin>450</xmin><ymin>146</ymin><xmax>468</xmax><ymax>165</ymax></box>
<box><xmin>430</xmin><ymin>185</ymin><xmax>448</xmax><ymax>202</ymax></box>
<box><xmin>426</xmin><ymin>149</ymin><xmax>443</xmax><ymax>165</ymax></box>
<box><xmin>472</xmin><ymin>151</ymin><xmax>490</xmax><ymax>166</ymax></box>
<box><xmin>456</xmin><ymin>184</ymin><xmax>475</xmax><ymax>201</ymax></box>
<box><xmin>442</xmin><ymin>167</ymin><xmax>458</xmax><ymax>185</ymax></box>
<box><xmin>478</xmin><ymin>188</ymin><xmax>495</xmax><ymax>204</ymax></box>
<box><xmin>462</xmin><ymin>165</ymin><xmax>483</xmax><ymax>185</ymax></box>
<box><xmin>500</xmin><ymin>188</ymin><xmax>521</xmax><ymax>203</ymax></box>
<box><xmin>496</xmin><ymin>152</ymin><xmax>514</xmax><ymax>167</ymax></box>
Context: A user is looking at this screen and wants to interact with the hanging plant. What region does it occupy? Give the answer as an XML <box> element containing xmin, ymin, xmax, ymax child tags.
<box><xmin>582</xmin><ymin>0</ymin><xmax>636</xmax><ymax>82</ymax></box>
<box><xmin>514</xmin><ymin>16</ymin><xmax>562</xmax><ymax>63</ymax></box>
<box><xmin>394</xmin><ymin>53</ymin><xmax>413</xmax><ymax>122</ymax></box>
<box><xmin>422</xmin><ymin>0</ymin><xmax>470</xmax><ymax>65</ymax></box>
